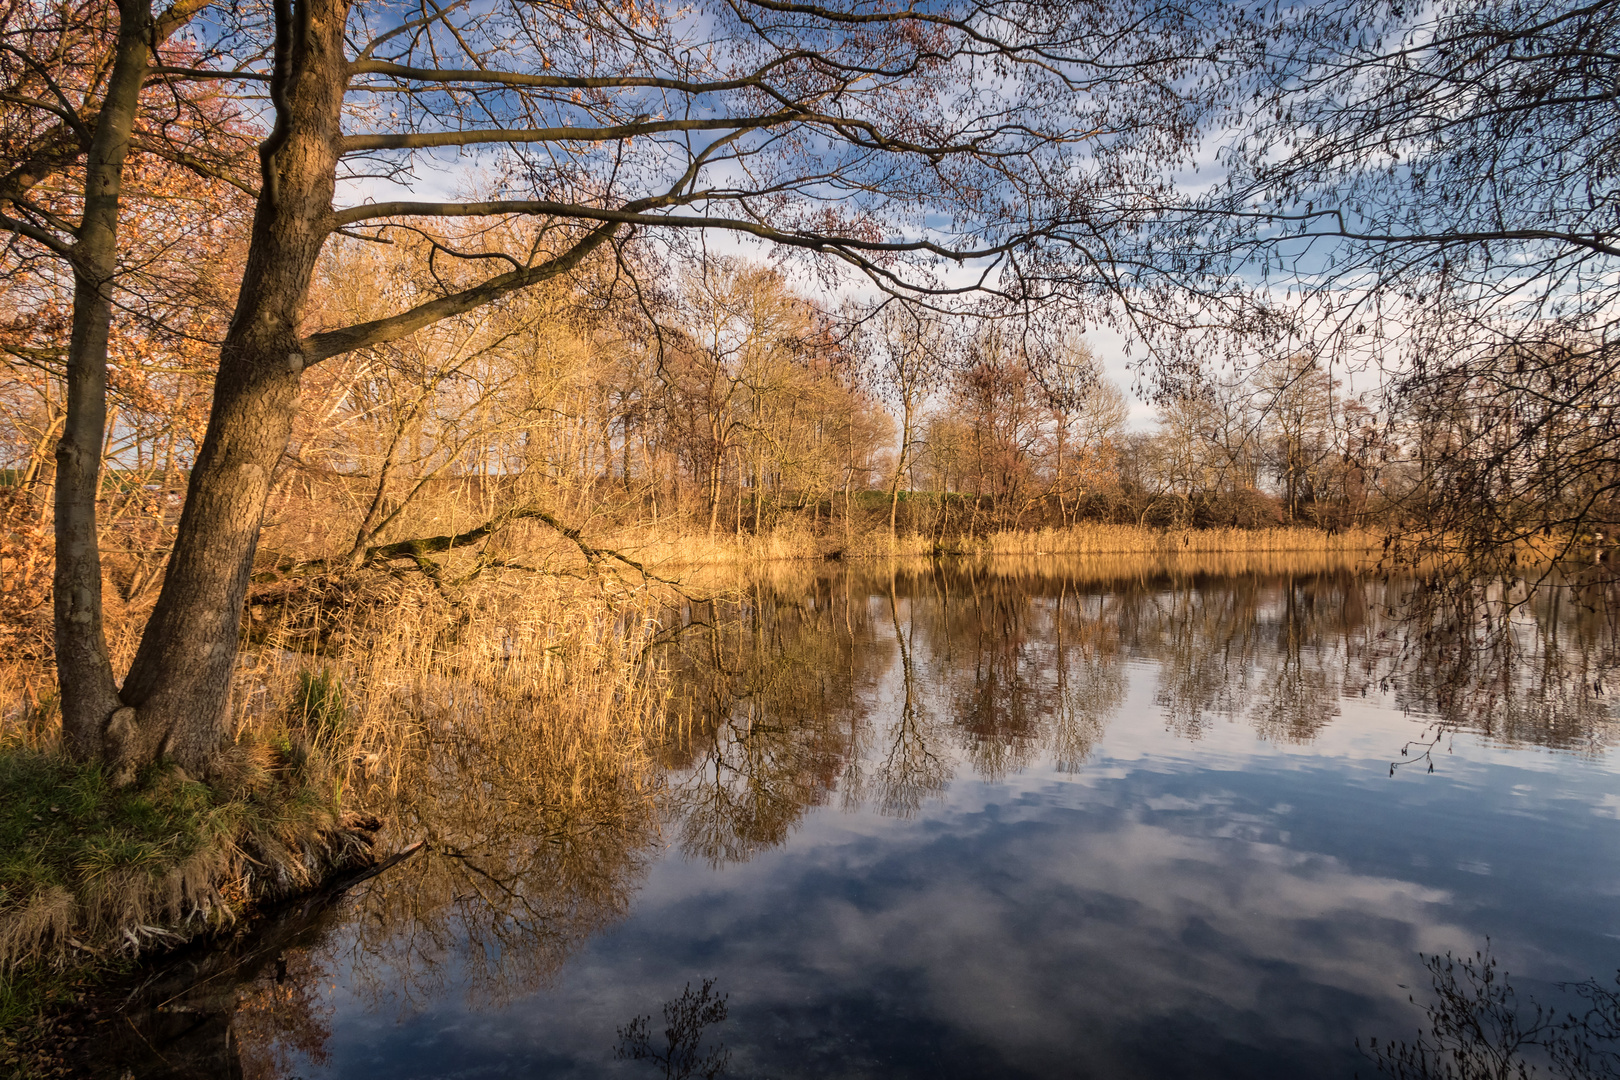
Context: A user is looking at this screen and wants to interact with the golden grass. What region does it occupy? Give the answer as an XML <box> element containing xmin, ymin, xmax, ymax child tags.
<box><xmin>901</xmin><ymin>523</ymin><xmax>1380</xmax><ymax>557</ymax></box>
<box><xmin>470</xmin><ymin>518</ymin><xmax>1379</xmax><ymax>575</ymax></box>
<box><xmin>237</xmin><ymin>570</ymin><xmax>670</xmax><ymax>823</ymax></box>
<box><xmin>249</xmin><ymin>466</ymin><xmax>1382</xmax><ymax>576</ymax></box>
<box><xmin>226</xmin><ymin>571</ymin><xmax>675</xmax><ymax>1009</ymax></box>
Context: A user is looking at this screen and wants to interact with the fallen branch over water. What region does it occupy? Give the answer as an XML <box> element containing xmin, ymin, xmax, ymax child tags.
<box><xmin>262</xmin><ymin>503</ymin><xmax>690</xmax><ymax>590</ymax></box>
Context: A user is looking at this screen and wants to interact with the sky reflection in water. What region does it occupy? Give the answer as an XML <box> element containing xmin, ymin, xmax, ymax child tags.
<box><xmin>202</xmin><ymin>562</ymin><xmax>1620</xmax><ymax>1078</ymax></box>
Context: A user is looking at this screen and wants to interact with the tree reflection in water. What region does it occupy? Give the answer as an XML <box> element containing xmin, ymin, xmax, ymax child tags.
<box><xmin>107</xmin><ymin>555</ymin><xmax>1620</xmax><ymax>1078</ymax></box>
<box><xmin>1381</xmin><ymin>570</ymin><xmax>1620</xmax><ymax>762</ymax></box>
<box><xmin>1363</xmin><ymin>945</ymin><xmax>1620</xmax><ymax>1080</ymax></box>
<box><xmin>659</xmin><ymin>573</ymin><xmax>882</xmax><ymax>865</ymax></box>
<box><xmin>232</xmin><ymin>946</ymin><xmax>336</xmax><ymax>1080</ymax></box>
<box><xmin>617</xmin><ymin>978</ymin><xmax>732</xmax><ymax>1080</ymax></box>
<box><xmin>660</xmin><ymin>557</ymin><xmax>1619</xmax><ymax>866</ymax></box>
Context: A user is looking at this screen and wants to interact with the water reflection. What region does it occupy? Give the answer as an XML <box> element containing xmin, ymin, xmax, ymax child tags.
<box><xmin>1363</xmin><ymin>945</ymin><xmax>1620</xmax><ymax>1080</ymax></box>
<box><xmin>98</xmin><ymin>557</ymin><xmax>1620</xmax><ymax>1078</ymax></box>
<box><xmin>616</xmin><ymin>979</ymin><xmax>731</xmax><ymax>1080</ymax></box>
<box><xmin>1383</xmin><ymin>571</ymin><xmax>1620</xmax><ymax>756</ymax></box>
<box><xmin>869</xmin><ymin>582</ymin><xmax>952</xmax><ymax>815</ymax></box>
<box><xmin>657</xmin><ymin>560</ymin><xmax>1620</xmax><ymax>862</ymax></box>
<box><xmin>659</xmin><ymin>574</ymin><xmax>882</xmax><ymax>866</ymax></box>
<box><xmin>234</xmin><ymin>945</ymin><xmax>336</xmax><ymax>1080</ymax></box>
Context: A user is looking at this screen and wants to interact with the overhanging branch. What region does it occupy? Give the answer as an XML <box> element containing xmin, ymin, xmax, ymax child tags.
<box><xmin>327</xmin><ymin>197</ymin><xmax>1017</xmax><ymax>263</ymax></box>
<box><xmin>299</xmin><ymin>220</ymin><xmax>619</xmax><ymax>362</ymax></box>
<box><xmin>347</xmin><ymin>59</ymin><xmax>791</xmax><ymax>95</ymax></box>
<box><xmin>348</xmin><ymin>504</ymin><xmax>683</xmax><ymax>587</ymax></box>
<box><xmin>340</xmin><ymin>111</ymin><xmax>796</xmax><ymax>153</ymax></box>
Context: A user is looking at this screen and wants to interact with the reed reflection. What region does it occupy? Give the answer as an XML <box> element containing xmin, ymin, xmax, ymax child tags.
<box><xmin>1362</xmin><ymin>943</ymin><xmax>1620</xmax><ymax>1080</ymax></box>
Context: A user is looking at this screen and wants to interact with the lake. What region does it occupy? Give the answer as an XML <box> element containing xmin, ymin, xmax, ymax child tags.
<box><xmin>103</xmin><ymin>558</ymin><xmax>1620</xmax><ymax>1079</ymax></box>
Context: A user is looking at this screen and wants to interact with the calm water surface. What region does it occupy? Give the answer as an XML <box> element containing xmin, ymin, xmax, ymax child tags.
<box><xmin>116</xmin><ymin>560</ymin><xmax>1620</xmax><ymax>1079</ymax></box>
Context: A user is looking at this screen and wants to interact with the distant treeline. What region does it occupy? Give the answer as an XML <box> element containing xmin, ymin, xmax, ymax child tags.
<box><xmin>6</xmin><ymin>243</ymin><xmax>1611</xmax><ymax>596</ymax></box>
<box><xmin>0</xmin><ymin>249</ymin><xmax>1393</xmax><ymax>596</ymax></box>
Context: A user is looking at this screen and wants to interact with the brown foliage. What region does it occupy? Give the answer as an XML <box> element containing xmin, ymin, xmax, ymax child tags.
<box><xmin>0</xmin><ymin>487</ymin><xmax>50</xmax><ymax>662</ymax></box>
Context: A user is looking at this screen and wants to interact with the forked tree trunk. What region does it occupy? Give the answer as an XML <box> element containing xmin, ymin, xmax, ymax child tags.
<box><xmin>57</xmin><ymin>0</ymin><xmax>158</xmax><ymax>762</ymax></box>
<box><xmin>109</xmin><ymin>0</ymin><xmax>349</xmax><ymax>778</ymax></box>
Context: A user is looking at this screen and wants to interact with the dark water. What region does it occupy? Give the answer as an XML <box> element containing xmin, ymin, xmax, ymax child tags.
<box><xmin>108</xmin><ymin>560</ymin><xmax>1620</xmax><ymax>1079</ymax></box>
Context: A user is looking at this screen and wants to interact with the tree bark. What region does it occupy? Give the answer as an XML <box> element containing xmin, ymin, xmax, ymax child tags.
<box><xmin>888</xmin><ymin>396</ymin><xmax>916</xmax><ymax>541</ymax></box>
<box><xmin>117</xmin><ymin>0</ymin><xmax>349</xmax><ymax>777</ymax></box>
<box><xmin>56</xmin><ymin>0</ymin><xmax>158</xmax><ymax>762</ymax></box>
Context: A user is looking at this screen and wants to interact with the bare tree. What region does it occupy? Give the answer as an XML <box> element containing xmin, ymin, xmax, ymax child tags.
<box><xmin>1254</xmin><ymin>353</ymin><xmax>1340</xmax><ymax>525</ymax></box>
<box><xmin>1213</xmin><ymin>0</ymin><xmax>1620</xmax><ymax>568</ymax></box>
<box><xmin>860</xmin><ymin>302</ymin><xmax>951</xmax><ymax>540</ymax></box>
<box><xmin>1042</xmin><ymin>339</ymin><xmax>1127</xmax><ymax>527</ymax></box>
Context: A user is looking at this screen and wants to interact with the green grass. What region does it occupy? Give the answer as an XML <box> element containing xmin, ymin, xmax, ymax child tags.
<box><xmin>0</xmin><ymin>686</ymin><xmax>382</xmax><ymax>1075</ymax></box>
<box><xmin>0</xmin><ymin>668</ymin><xmax>363</xmax><ymax>980</ymax></box>
<box><xmin>0</xmin><ymin>955</ymin><xmax>82</xmax><ymax>1033</ymax></box>
<box><xmin>293</xmin><ymin>665</ymin><xmax>348</xmax><ymax>739</ymax></box>
<box><xmin>1</xmin><ymin>754</ymin><xmax>230</xmax><ymax>918</ymax></box>
<box><xmin>0</xmin><ymin>728</ymin><xmax>360</xmax><ymax>1016</ymax></box>
<box><xmin>0</xmin><ymin>754</ymin><xmax>241</xmax><ymax>1052</ymax></box>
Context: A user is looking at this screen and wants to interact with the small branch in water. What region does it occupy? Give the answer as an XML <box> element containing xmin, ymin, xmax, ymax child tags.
<box><xmin>1390</xmin><ymin>728</ymin><xmax>1447</xmax><ymax>776</ymax></box>
<box><xmin>313</xmin><ymin>840</ymin><xmax>426</xmax><ymax>899</ymax></box>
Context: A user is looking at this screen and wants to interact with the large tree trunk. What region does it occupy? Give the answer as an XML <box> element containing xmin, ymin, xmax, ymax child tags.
<box><xmin>114</xmin><ymin>0</ymin><xmax>348</xmax><ymax>778</ymax></box>
<box><xmin>57</xmin><ymin>0</ymin><xmax>157</xmax><ymax>762</ymax></box>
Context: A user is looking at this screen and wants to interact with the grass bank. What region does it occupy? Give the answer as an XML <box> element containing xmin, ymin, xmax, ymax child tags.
<box><xmin>0</xmin><ymin>697</ymin><xmax>380</xmax><ymax>1067</ymax></box>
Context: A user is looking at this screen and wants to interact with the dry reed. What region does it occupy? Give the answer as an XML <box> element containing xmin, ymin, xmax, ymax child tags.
<box><xmin>237</xmin><ymin>569</ymin><xmax>672</xmax><ymax>836</ymax></box>
<box><xmin>883</xmin><ymin>523</ymin><xmax>1380</xmax><ymax>558</ymax></box>
<box><xmin>461</xmin><ymin>517</ymin><xmax>1379</xmax><ymax>573</ymax></box>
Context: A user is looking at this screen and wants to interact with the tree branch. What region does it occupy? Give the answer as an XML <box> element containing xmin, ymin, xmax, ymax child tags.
<box><xmin>0</xmin><ymin>210</ymin><xmax>73</xmax><ymax>257</ymax></box>
<box><xmin>347</xmin><ymin>59</ymin><xmax>789</xmax><ymax>95</ymax></box>
<box><xmin>148</xmin><ymin>64</ymin><xmax>274</xmax><ymax>82</ymax></box>
<box><xmin>332</xmin><ymin>503</ymin><xmax>684</xmax><ymax>587</ymax></box>
<box><xmin>154</xmin><ymin>0</ymin><xmax>216</xmax><ymax>45</ymax></box>
<box><xmin>327</xmin><ymin>197</ymin><xmax>1016</xmax><ymax>263</ymax></box>
<box><xmin>339</xmin><ymin>111</ymin><xmax>797</xmax><ymax>153</ymax></box>
<box><xmin>129</xmin><ymin>136</ymin><xmax>259</xmax><ymax>197</ymax></box>
<box><xmin>299</xmin><ymin>220</ymin><xmax>619</xmax><ymax>362</ymax></box>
